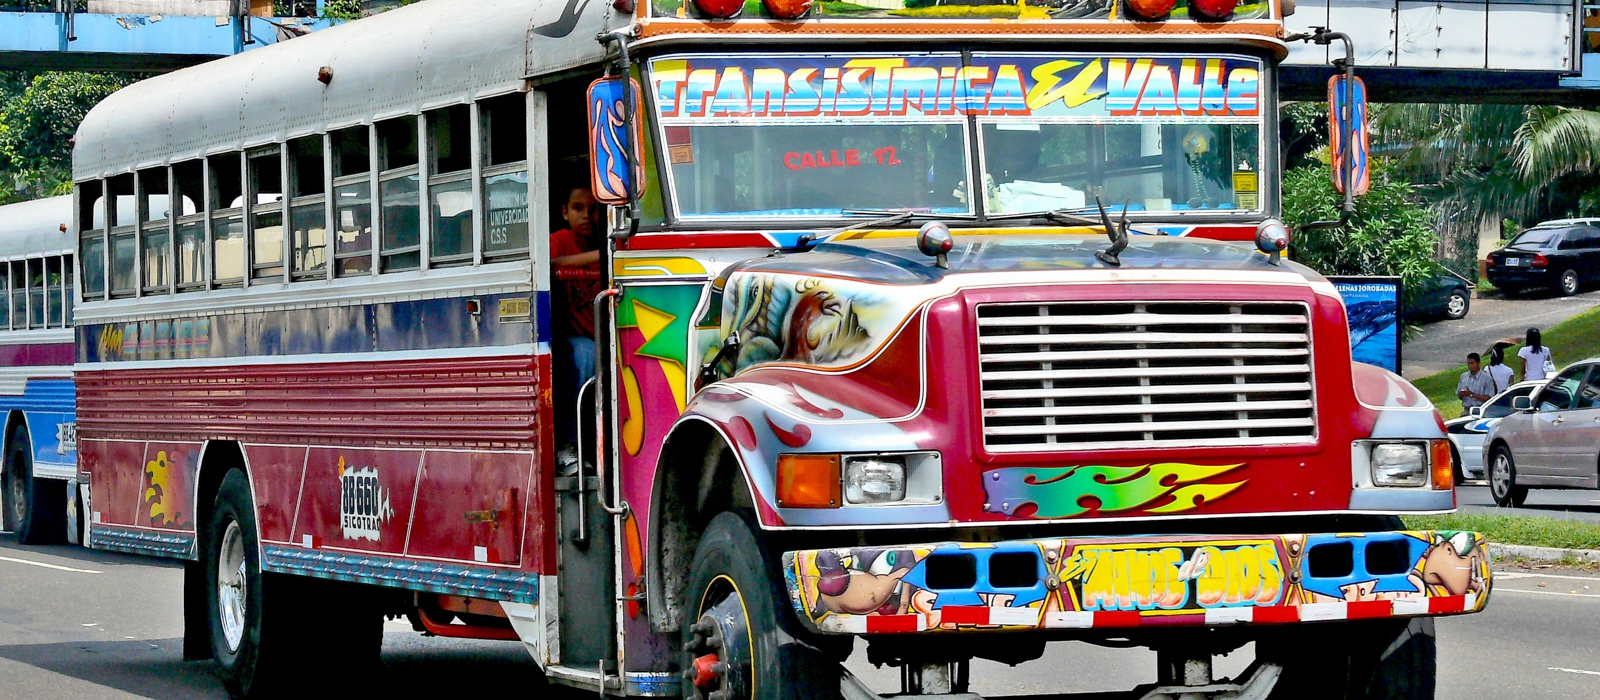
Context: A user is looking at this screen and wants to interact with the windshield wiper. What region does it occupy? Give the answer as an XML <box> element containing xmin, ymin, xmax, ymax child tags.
<box><xmin>986</xmin><ymin>207</ymin><xmax>1103</xmax><ymax>226</ymax></box>
<box><xmin>800</xmin><ymin>209</ymin><xmax>976</xmax><ymax>246</ymax></box>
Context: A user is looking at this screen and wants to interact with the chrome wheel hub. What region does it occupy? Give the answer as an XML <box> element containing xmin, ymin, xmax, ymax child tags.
<box><xmin>1491</xmin><ymin>456</ymin><xmax>1511</xmax><ymax>498</ymax></box>
<box><xmin>217</xmin><ymin>520</ymin><xmax>247</xmax><ymax>653</ymax></box>
<box><xmin>1447</xmin><ymin>295</ymin><xmax>1467</xmax><ymax>316</ymax></box>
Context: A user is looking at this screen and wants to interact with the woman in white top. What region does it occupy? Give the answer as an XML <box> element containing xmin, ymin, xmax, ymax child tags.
<box><xmin>1518</xmin><ymin>328</ymin><xmax>1554</xmax><ymax>382</ymax></box>
<box><xmin>1486</xmin><ymin>347</ymin><xmax>1515</xmax><ymax>393</ymax></box>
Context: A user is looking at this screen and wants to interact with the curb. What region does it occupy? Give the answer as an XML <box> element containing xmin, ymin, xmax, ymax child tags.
<box><xmin>1489</xmin><ymin>542</ymin><xmax>1600</xmax><ymax>564</ymax></box>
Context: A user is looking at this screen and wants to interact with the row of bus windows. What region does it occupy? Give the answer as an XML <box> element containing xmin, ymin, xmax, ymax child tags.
<box><xmin>0</xmin><ymin>255</ymin><xmax>73</xmax><ymax>331</ymax></box>
<box><xmin>78</xmin><ymin>93</ymin><xmax>529</xmax><ymax>299</ymax></box>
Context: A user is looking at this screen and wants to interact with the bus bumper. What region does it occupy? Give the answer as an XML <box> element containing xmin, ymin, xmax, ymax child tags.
<box><xmin>782</xmin><ymin>530</ymin><xmax>1489</xmax><ymax>634</ymax></box>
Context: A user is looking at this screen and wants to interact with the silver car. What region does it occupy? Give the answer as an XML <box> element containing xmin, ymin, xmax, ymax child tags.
<box><xmin>1446</xmin><ymin>380</ymin><xmax>1543</xmax><ymax>480</ymax></box>
<box><xmin>1483</xmin><ymin>358</ymin><xmax>1600</xmax><ymax>507</ymax></box>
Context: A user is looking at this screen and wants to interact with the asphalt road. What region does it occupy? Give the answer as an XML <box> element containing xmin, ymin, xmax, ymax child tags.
<box><xmin>1456</xmin><ymin>484</ymin><xmax>1600</xmax><ymax>524</ymax></box>
<box><xmin>4</xmin><ymin>534</ymin><xmax>1599</xmax><ymax>699</ymax></box>
<box><xmin>1401</xmin><ymin>289</ymin><xmax>1600</xmax><ymax>381</ymax></box>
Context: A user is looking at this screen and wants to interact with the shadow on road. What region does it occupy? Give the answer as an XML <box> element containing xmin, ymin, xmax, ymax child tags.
<box><xmin>0</xmin><ymin>635</ymin><xmax>589</xmax><ymax>699</ymax></box>
<box><xmin>0</xmin><ymin>532</ymin><xmax>182</xmax><ymax>569</ymax></box>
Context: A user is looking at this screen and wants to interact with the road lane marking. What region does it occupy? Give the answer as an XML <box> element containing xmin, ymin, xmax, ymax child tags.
<box><xmin>1495</xmin><ymin>572</ymin><xmax>1600</xmax><ymax>582</ymax></box>
<box><xmin>1550</xmin><ymin>667</ymin><xmax>1600</xmax><ymax>676</ymax></box>
<box><xmin>0</xmin><ymin>555</ymin><xmax>102</xmax><ymax>574</ymax></box>
<box><xmin>1494</xmin><ymin>588</ymin><xmax>1600</xmax><ymax>599</ymax></box>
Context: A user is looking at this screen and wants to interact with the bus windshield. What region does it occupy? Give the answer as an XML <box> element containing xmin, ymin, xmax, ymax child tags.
<box><xmin>649</xmin><ymin>52</ymin><xmax>1265</xmax><ymax>221</ymax></box>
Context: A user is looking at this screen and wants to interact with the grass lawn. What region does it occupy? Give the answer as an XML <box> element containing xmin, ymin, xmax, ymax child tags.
<box><xmin>1416</xmin><ymin>304</ymin><xmax>1600</xmax><ymax>420</ymax></box>
<box><xmin>1402</xmin><ymin>513</ymin><xmax>1600</xmax><ymax>550</ymax></box>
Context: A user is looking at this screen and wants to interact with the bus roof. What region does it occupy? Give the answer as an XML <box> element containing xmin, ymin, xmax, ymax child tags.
<box><xmin>0</xmin><ymin>196</ymin><xmax>73</xmax><ymax>261</ymax></box>
<box><xmin>74</xmin><ymin>0</ymin><xmax>618</xmax><ymax>181</ymax></box>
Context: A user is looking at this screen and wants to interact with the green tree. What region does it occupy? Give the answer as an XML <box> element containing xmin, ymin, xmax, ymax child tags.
<box><xmin>0</xmin><ymin>72</ymin><xmax>135</xmax><ymax>204</ymax></box>
<box><xmin>1282</xmin><ymin>159</ymin><xmax>1442</xmax><ymax>296</ymax></box>
<box><xmin>1378</xmin><ymin>104</ymin><xmax>1600</xmax><ymax>227</ymax></box>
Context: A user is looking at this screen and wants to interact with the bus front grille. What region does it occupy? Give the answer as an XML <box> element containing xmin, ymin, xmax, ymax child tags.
<box><xmin>976</xmin><ymin>300</ymin><xmax>1316</xmax><ymax>452</ymax></box>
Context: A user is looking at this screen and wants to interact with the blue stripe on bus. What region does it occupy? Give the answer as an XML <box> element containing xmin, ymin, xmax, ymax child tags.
<box><xmin>79</xmin><ymin>292</ymin><xmax>538</xmax><ymax>364</ymax></box>
<box><xmin>0</xmin><ymin>379</ymin><xmax>77</xmax><ymax>468</ymax></box>
<box><xmin>536</xmin><ymin>290</ymin><xmax>552</xmax><ymax>344</ymax></box>
<box><xmin>263</xmin><ymin>545</ymin><xmax>540</xmax><ymax>604</ymax></box>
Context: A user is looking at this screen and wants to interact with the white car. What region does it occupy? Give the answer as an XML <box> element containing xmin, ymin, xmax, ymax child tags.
<box><xmin>1483</xmin><ymin>358</ymin><xmax>1600</xmax><ymax>507</ymax></box>
<box><xmin>1445</xmin><ymin>380</ymin><xmax>1544</xmax><ymax>480</ymax></box>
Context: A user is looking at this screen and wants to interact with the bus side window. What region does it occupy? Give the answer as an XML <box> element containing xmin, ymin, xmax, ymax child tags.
<box><xmin>140</xmin><ymin>167</ymin><xmax>172</xmax><ymax>295</ymax></box>
<box><xmin>481</xmin><ymin>93</ymin><xmax>529</xmax><ymax>261</ymax></box>
<box><xmin>27</xmin><ymin>258</ymin><xmax>43</xmax><ymax>329</ymax></box>
<box><xmin>289</xmin><ymin>135</ymin><xmax>328</xmax><ymax>280</ymax></box>
<box><xmin>332</xmin><ymin>126</ymin><xmax>374</xmax><ymax>277</ymax></box>
<box><xmin>248</xmin><ymin>148</ymin><xmax>286</xmax><ymax>281</ymax></box>
<box><xmin>108</xmin><ymin>174</ymin><xmax>137</xmax><ymax>298</ymax></box>
<box><xmin>61</xmin><ymin>254</ymin><xmax>73</xmax><ymax>327</ymax></box>
<box><xmin>0</xmin><ymin>263</ymin><xmax>10</xmax><ymax>331</ymax></box>
<box><xmin>10</xmin><ymin>261</ymin><xmax>25</xmax><ymax>328</ymax></box>
<box><xmin>377</xmin><ymin>116</ymin><xmax>421</xmax><ymax>272</ymax></box>
<box><xmin>210</xmin><ymin>153</ymin><xmax>245</xmax><ymax>286</ymax></box>
<box><xmin>173</xmin><ymin>160</ymin><xmax>206</xmax><ymax>291</ymax></box>
<box><xmin>427</xmin><ymin>104</ymin><xmax>475</xmax><ymax>267</ymax></box>
<box><xmin>45</xmin><ymin>257</ymin><xmax>63</xmax><ymax>327</ymax></box>
<box><xmin>78</xmin><ymin>180</ymin><xmax>107</xmax><ymax>302</ymax></box>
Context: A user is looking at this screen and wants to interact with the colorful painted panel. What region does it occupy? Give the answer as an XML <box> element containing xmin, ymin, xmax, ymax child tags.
<box><xmin>982</xmin><ymin>462</ymin><xmax>1248</xmax><ymax>519</ymax></box>
<box><xmin>785</xmin><ymin>531</ymin><xmax>1489</xmax><ymax>634</ymax></box>
<box><xmin>651</xmin><ymin>0</ymin><xmax>1270</xmax><ymax>21</ymax></box>
<box><xmin>82</xmin><ymin>439</ymin><xmax>145</xmax><ymax>527</ymax></box>
<box><xmin>138</xmin><ymin>442</ymin><xmax>200</xmax><ymax>531</ymax></box>
<box><xmin>291</xmin><ymin>447</ymin><xmax>422</xmax><ymax>555</ymax></box>
<box><xmin>406</xmin><ymin>450</ymin><xmax>532</xmax><ymax>565</ymax></box>
<box><xmin>650</xmin><ymin>53</ymin><xmax>1261</xmax><ymax>121</ymax></box>
<box><xmin>245</xmin><ymin>444</ymin><xmax>309</xmax><ymax>544</ymax></box>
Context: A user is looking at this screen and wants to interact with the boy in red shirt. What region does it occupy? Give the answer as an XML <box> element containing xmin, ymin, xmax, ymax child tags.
<box><xmin>552</xmin><ymin>187</ymin><xmax>603</xmax><ymax>453</ymax></box>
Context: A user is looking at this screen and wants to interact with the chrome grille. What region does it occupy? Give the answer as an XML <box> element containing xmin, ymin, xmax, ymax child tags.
<box><xmin>977</xmin><ymin>301</ymin><xmax>1315</xmax><ymax>451</ymax></box>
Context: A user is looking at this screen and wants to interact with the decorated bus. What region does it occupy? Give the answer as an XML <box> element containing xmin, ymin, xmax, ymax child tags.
<box><xmin>0</xmin><ymin>195</ymin><xmax>78</xmax><ymax>545</ymax></box>
<box><xmin>69</xmin><ymin>0</ymin><xmax>1488</xmax><ymax>698</ymax></box>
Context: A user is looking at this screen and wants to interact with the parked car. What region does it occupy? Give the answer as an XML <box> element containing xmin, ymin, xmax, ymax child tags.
<box><xmin>1482</xmin><ymin>358</ymin><xmax>1600</xmax><ymax>506</ymax></box>
<box><xmin>1446</xmin><ymin>380</ymin><xmax>1543</xmax><ymax>481</ymax></box>
<box><xmin>1485</xmin><ymin>218</ymin><xmax>1600</xmax><ymax>296</ymax></box>
<box><xmin>1405</xmin><ymin>271</ymin><xmax>1471</xmax><ymax>321</ymax></box>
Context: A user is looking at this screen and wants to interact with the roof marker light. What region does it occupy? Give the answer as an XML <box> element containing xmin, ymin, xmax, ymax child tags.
<box><xmin>693</xmin><ymin>0</ymin><xmax>745</xmax><ymax>19</ymax></box>
<box><xmin>763</xmin><ymin>0</ymin><xmax>813</xmax><ymax>19</ymax></box>
<box><xmin>1189</xmin><ymin>0</ymin><xmax>1239</xmax><ymax>20</ymax></box>
<box><xmin>1125</xmin><ymin>0</ymin><xmax>1176</xmax><ymax>21</ymax></box>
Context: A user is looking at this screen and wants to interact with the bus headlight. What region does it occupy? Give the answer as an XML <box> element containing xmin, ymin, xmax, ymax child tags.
<box><xmin>845</xmin><ymin>458</ymin><xmax>906</xmax><ymax>504</ymax></box>
<box><xmin>1370</xmin><ymin>443</ymin><xmax>1427</xmax><ymax>487</ymax></box>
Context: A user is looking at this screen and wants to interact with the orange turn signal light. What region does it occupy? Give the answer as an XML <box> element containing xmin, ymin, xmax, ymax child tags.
<box><xmin>1430</xmin><ymin>439</ymin><xmax>1453</xmax><ymax>490</ymax></box>
<box><xmin>777</xmin><ymin>454</ymin><xmax>841</xmax><ymax>508</ymax></box>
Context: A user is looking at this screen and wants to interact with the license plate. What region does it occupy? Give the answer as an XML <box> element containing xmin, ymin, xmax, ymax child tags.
<box><xmin>1506</xmin><ymin>258</ymin><xmax>1520</xmax><ymax>267</ymax></box>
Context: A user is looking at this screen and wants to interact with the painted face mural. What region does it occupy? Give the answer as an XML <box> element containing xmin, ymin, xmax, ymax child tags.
<box><xmin>720</xmin><ymin>274</ymin><xmax>895</xmax><ymax>373</ymax></box>
<box><xmin>1420</xmin><ymin>531</ymin><xmax>1488</xmax><ymax>597</ymax></box>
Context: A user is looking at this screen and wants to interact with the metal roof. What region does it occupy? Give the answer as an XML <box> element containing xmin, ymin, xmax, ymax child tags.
<box><xmin>0</xmin><ymin>196</ymin><xmax>73</xmax><ymax>260</ymax></box>
<box><xmin>73</xmin><ymin>0</ymin><xmax>622</xmax><ymax>180</ymax></box>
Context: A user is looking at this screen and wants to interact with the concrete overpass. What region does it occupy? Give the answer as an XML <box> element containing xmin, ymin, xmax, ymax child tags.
<box><xmin>0</xmin><ymin>2</ymin><xmax>338</xmax><ymax>72</ymax></box>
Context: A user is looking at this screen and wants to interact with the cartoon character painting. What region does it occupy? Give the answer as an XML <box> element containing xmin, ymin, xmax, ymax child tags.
<box><xmin>721</xmin><ymin>275</ymin><xmax>876</xmax><ymax>373</ymax></box>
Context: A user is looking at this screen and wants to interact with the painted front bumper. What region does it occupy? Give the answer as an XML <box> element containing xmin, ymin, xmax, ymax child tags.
<box><xmin>783</xmin><ymin>530</ymin><xmax>1490</xmax><ymax>634</ymax></box>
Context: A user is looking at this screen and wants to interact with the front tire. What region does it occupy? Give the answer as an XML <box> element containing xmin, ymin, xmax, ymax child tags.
<box><xmin>1267</xmin><ymin>618</ymin><xmax>1436</xmax><ymax>699</ymax></box>
<box><xmin>682</xmin><ymin>512</ymin><xmax>841</xmax><ymax>700</ymax></box>
<box><xmin>1489</xmin><ymin>447</ymin><xmax>1528</xmax><ymax>508</ymax></box>
<box><xmin>3</xmin><ymin>427</ymin><xmax>64</xmax><ymax>544</ymax></box>
<box><xmin>1560</xmin><ymin>269</ymin><xmax>1581</xmax><ymax>296</ymax></box>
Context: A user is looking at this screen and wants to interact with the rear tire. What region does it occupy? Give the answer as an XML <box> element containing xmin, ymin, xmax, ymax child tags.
<box><xmin>1489</xmin><ymin>446</ymin><xmax>1528</xmax><ymax>508</ymax></box>
<box><xmin>3</xmin><ymin>427</ymin><xmax>64</xmax><ymax>544</ymax></box>
<box><xmin>1267</xmin><ymin>618</ymin><xmax>1436</xmax><ymax>699</ymax></box>
<box><xmin>1444</xmin><ymin>291</ymin><xmax>1469</xmax><ymax>320</ymax></box>
<box><xmin>1560</xmin><ymin>269</ymin><xmax>1581</xmax><ymax>296</ymax></box>
<box><xmin>682</xmin><ymin>512</ymin><xmax>842</xmax><ymax>700</ymax></box>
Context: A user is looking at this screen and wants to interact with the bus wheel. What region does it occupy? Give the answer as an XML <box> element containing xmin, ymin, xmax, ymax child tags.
<box><xmin>4</xmin><ymin>427</ymin><xmax>64</xmax><ymax>544</ymax></box>
<box><xmin>682</xmin><ymin>512</ymin><xmax>841</xmax><ymax>700</ymax></box>
<box><xmin>205</xmin><ymin>469</ymin><xmax>290</xmax><ymax>699</ymax></box>
<box><xmin>1265</xmin><ymin>618</ymin><xmax>1436</xmax><ymax>699</ymax></box>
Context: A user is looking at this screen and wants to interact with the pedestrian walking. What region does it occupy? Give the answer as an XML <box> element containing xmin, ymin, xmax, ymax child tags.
<box><xmin>1517</xmin><ymin>327</ymin><xmax>1555</xmax><ymax>383</ymax></box>
<box><xmin>1457</xmin><ymin>352</ymin><xmax>1496</xmax><ymax>411</ymax></box>
<box><xmin>1485</xmin><ymin>347</ymin><xmax>1513</xmax><ymax>394</ymax></box>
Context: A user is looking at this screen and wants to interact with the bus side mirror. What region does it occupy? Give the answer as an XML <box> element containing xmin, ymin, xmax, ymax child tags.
<box><xmin>1512</xmin><ymin>395</ymin><xmax>1533</xmax><ymax>411</ymax></box>
<box><xmin>587</xmin><ymin>76</ymin><xmax>646</xmax><ymax>206</ymax></box>
<box><xmin>1327</xmin><ymin>74</ymin><xmax>1370</xmax><ymax>197</ymax></box>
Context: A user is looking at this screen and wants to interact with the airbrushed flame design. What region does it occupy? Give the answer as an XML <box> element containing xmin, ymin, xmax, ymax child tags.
<box><xmin>983</xmin><ymin>463</ymin><xmax>1247</xmax><ymax>519</ymax></box>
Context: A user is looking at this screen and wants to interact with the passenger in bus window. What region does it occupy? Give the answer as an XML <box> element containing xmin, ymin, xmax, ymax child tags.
<box><xmin>551</xmin><ymin>186</ymin><xmax>603</xmax><ymax>457</ymax></box>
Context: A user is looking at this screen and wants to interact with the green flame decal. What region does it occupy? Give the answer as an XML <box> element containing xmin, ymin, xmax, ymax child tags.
<box><xmin>984</xmin><ymin>463</ymin><xmax>1248</xmax><ymax>519</ymax></box>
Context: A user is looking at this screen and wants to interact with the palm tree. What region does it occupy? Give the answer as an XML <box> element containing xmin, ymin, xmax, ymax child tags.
<box><xmin>1378</xmin><ymin>104</ymin><xmax>1600</xmax><ymax>227</ymax></box>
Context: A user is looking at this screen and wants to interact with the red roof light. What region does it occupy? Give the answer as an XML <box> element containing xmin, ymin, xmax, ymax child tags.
<box><xmin>1125</xmin><ymin>0</ymin><xmax>1176</xmax><ymax>20</ymax></box>
<box><xmin>1190</xmin><ymin>0</ymin><xmax>1238</xmax><ymax>19</ymax></box>
<box><xmin>763</xmin><ymin>0</ymin><xmax>813</xmax><ymax>18</ymax></box>
<box><xmin>693</xmin><ymin>0</ymin><xmax>744</xmax><ymax>18</ymax></box>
